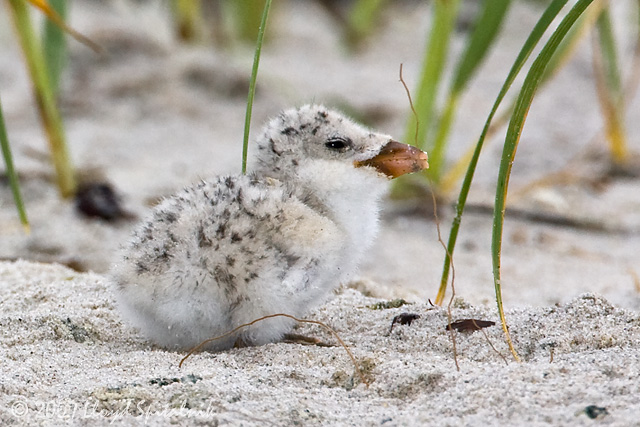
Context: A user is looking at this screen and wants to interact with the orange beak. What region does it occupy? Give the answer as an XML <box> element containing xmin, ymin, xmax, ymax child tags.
<box><xmin>354</xmin><ymin>140</ymin><xmax>429</xmax><ymax>178</ymax></box>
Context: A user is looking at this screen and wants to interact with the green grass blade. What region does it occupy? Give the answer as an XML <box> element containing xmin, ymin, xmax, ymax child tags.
<box><xmin>429</xmin><ymin>0</ymin><xmax>512</xmax><ymax>181</ymax></box>
<box><xmin>435</xmin><ymin>0</ymin><xmax>569</xmax><ymax>306</ymax></box>
<box><xmin>452</xmin><ymin>0</ymin><xmax>512</xmax><ymax>93</ymax></box>
<box><xmin>438</xmin><ymin>2</ymin><xmax>605</xmax><ymax>196</ymax></box>
<box><xmin>594</xmin><ymin>7</ymin><xmax>628</xmax><ymax>165</ymax></box>
<box><xmin>346</xmin><ymin>0</ymin><xmax>389</xmax><ymax>47</ymax></box>
<box><xmin>173</xmin><ymin>0</ymin><xmax>203</xmax><ymax>42</ymax></box>
<box><xmin>8</xmin><ymin>0</ymin><xmax>76</xmax><ymax>198</ymax></box>
<box><xmin>439</xmin><ymin>3</ymin><xmax>604</xmax><ymax>195</ymax></box>
<box><xmin>596</xmin><ymin>8</ymin><xmax>622</xmax><ymax>95</ymax></box>
<box><xmin>492</xmin><ymin>0</ymin><xmax>597</xmax><ymax>361</ymax></box>
<box><xmin>402</xmin><ymin>0</ymin><xmax>460</xmax><ymax>152</ymax></box>
<box><xmin>227</xmin><ymin>0</ymin><xmax>268</xmax><ymax>42</ymax></box>
<box><xmin>42</xmin><ymin>0</ymin><xmax>67</xmax><ymax>95</ymax></box>
<box><xmin>241</xmin><ymin>0</ymin><xmax>272</xmax><ymax>175</ymax></box>
<box><xmin>0</xmin><ymin>96</ymin><xmax>29</xmax><ymax>232</ymax></box>
<box><xmin>539</xmin><ymin>1</ymin><xmax>603</xmax><ymax>84</ymax></box>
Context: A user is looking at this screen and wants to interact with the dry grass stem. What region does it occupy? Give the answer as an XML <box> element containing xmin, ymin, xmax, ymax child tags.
<box><xmin>399</xmin><ymin>63</ymin><xmax>459</xmax><ymax>371</ymax></box>
<box><xmin>178</xmin><ymin>313</ymin><xmax>368</xmax><ymax>386</ymax></box>
<box><xmin>475</xmin><ymin>319</ymin><xmax>509</xmax><ymax>365</ymax></box>
<box><xmin>27</xmin><ymin>0</ymin><xmax>102</xmax><ymax>52</ymax></box>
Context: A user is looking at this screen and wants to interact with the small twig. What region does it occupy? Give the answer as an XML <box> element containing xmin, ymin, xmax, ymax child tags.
<box><xmin>433</xmin><ymin>183</ymin><xmax>460</xmax><ymax>372</ymax></box>
<box><xmin>473</xmin><ymin>319</ymin><xmax>509</xmax><ymax>366</ymax></box>
<box><xmin>399</xmin><ymin>63</ymin><xmax>459</xmax><ymax>371</ymax></box>
<box><xmin>179</xmin><ymin>313</ymin><xmax>369</xmax><ymax>386</ymax></box>
<box><xmin>399</xmin><ymin>64</ymin><xmax>419</xmax><ymax>145</ymax></box>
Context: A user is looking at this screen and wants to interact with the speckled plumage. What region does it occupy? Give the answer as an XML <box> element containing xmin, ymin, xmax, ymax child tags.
<box><xmin>112</xmin><ymin>105</ymin><xmax>428</xmax><ymax>351</ymax></box>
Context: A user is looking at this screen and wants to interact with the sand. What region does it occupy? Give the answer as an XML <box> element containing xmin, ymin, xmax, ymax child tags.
<box><xmin>1</xmin><ymin>260</ymin><xmax>639</xmax><ymax>426</ymax></box>
<box><xmin>1</xmin><ymin>1</ymin><xmax>639</xmax><ymax>425</ymax></box>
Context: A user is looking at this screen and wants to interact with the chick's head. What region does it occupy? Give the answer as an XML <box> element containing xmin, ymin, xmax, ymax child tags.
<box><xmin>255</xmin><ymin>105</ymin><xmax>390</xmax><ymax>174</ymax></box>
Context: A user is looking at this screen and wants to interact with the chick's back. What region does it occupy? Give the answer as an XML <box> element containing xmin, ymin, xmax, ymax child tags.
<box><xmin>112</xmin><ymin>173</ymin><xmax>344</xmax><ymax>350</ymax></box>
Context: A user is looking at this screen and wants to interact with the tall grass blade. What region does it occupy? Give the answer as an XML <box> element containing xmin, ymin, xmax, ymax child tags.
<box><xmin>346</xmin><ymin>0</ymin><xmax>389</xmax><ymax>47</ymax></box>
<box><xmin>539</xmin><ymin>1</ymin><xmax>603</xmax><ymax>83</ymax></box>
<box><xmin>8</xmin><ymin>0</ymin><xmax>76</xmax><ymax>197</ymax></box>
<box><xmin>594</xmin><ymin>7</ymin><xmax>628</xmax><ymax>165</ymax></box>
<box><xmin>492</xmin><ymin>0</ymin><xmax>596</xmax><ymax>361</ymax></box>
<box><xmin>453</xmin><ymin>0</ymin><xmax>512</xmax><ymax>93</ymax></box>
<box><xmin>173</xmin><ymin>0</ymin><xmax>204</xmax><ymax>42</ymax></box>
<box><xmin>393</xmin><ymin>0</ymin><xmax>459</xmax><ymax>198</ymax></box>
<box><xmin>438</xmin><ymin>1</ymin><xmax>604</xmax><ymax>194</ymax></box>
<box><xmin>241</xmin><ymin>0</ymin><xmax>272</xmax><ymax>175</ymax></box>
<box><xmin>227</xmin><ymin>0</ymin><xmax>268</xmax><ymax>42</ymax></box>
<box><xmin>596</xmin><ymin>8</ymin><xmax>622</xmax><ymax>94</ymax></box>
<box><xmin>42</xmin><ymin>0</ymin><xmax>67</xmax><ymax>95</ymax></box>
<box><xmin>0</xmin><ymin>96</ymin><xmax>29</xmax><ymax>232</ymax></box>
<box><xmin>429</xmin><ymin>0</ymin><xmax>512</xmax><ymax>182</ymax></box>
<box><xmin>436</xmin><ymin>0</ymin><xmax>569</xmax><ymax>306</ymax></box>
<box><xmin>402</xmin><ymin>0</ymin><xmax>460</xmax><ymax>154</ymax></box>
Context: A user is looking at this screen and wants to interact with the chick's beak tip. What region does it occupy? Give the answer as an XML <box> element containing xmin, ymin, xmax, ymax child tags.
<box><xmin>355</xmin><ymin>140</ymin><xmax>429</xmax><ymax>179</ymax></box>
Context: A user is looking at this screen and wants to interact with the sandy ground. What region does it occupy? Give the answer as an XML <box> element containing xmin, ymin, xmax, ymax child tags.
<box><xmin>1</xmin><ymin>259</ymin><xmax>639</xmax><ymax>426</ymax></box>
<box><xmin>1</xmin><ymin>0</ymin><xmax>639</xmax><ymax>425</ymax></box>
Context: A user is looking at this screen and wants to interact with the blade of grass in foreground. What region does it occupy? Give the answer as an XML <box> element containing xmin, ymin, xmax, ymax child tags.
<box><xmin>227</xmin><ymin>0</ymin><xmax>268</xmax><ymax>42</ymax></box>
<box><xmin>8</xmin><ymin>0</ymin><xmax>76</xmax><ymax>198</ymax></box>
<box><xmin>0</xmin><ymin>96</ymin><xmax>29</xmax><ymax>231</ymax></box>
<box><xmin>539</xmin><ymin>0</ymin><xmax>604</xmax><ymax>84</ymax></box>
<box><xmin>241</xmin><ymin>0</ymin><xmax>272</xmax><ymax>174</ymax></box>
<box><xmin>436</xmin><ymin>0</ymin><xmax>569</xmax><ymax>306</ymax></box>
<box><xmin>492</xmin><ymin>0</ymin><xmax>597</xmax><ymax>361</ymax></box>
<box><xmin>438</xmin><ymin>1</ymin><xmax>604</xmax><ymax>195</ymax></box>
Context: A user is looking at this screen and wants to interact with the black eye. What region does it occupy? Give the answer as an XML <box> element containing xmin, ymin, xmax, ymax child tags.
<box><xmin>325</xmin><ymin>137</ymin><xmax>351</xmax><ymax>151</ymax></box>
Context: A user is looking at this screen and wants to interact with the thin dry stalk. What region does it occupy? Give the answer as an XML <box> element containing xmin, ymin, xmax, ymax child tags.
<box><xmin>435</xmin><ymin>189</ymin><xmax>460</xmax><ymax>372</ymax></box>
<box><xmin>473</xmin><ymin>319</ymin><xmax>509</xmax><ymax>365</ymax></box>
<box><xmin>399</xmin><ymin>64</ymin><xmax>459</xmax><ymax>371</ymax></box>
<box><xmin>399</xmin><ymin>64</ymin><xmax>419</xmax><ymax>147</ymax></box>
<box><xmin>27</xmin><ymin>0</ymin><xmax>102</xmax><ymax>52</ymax></box>
<box><xmin>178</xmin><ymin>313</ymin><xmax>368</xmax><ymax>386</ymax></box>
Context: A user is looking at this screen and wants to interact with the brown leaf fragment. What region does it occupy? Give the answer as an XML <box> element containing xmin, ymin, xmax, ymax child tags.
<box><xmin>446</xmin><ymin>319</ymin><xmax>495</xmax><ymax>332</ymax></box>
<box><xmin>389</xmin><ymin>313</ymin><xmax>421</xmax><ymax>333</ymax></box>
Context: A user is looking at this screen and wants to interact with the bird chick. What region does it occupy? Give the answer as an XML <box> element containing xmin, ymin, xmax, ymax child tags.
<box><xmin>112</xmin><ymin>105</ymin><xmax>428</xmax><ymax>351</ymax></box>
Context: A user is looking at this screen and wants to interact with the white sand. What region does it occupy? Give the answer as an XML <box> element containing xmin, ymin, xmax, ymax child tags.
<box><xmin>1</xmin><ymin>1</ymin><xmax>639</xmax><ymax>425</ymax></box>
